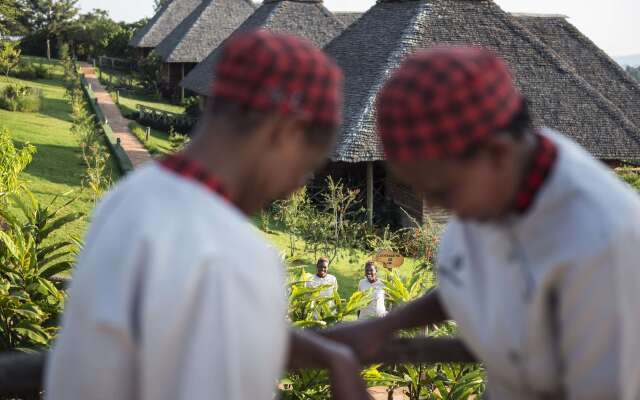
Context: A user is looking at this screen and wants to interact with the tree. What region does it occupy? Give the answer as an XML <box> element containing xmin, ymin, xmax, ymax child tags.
<box><xmin>67</xmin><ymin>9</ymin><xmax>120</xmax><ymax>60</ymax></box>
<box><xmin>0</xmin><ymin>41</ymin><xmax>21</xmax><ymax>77</ymax></box>
<box><xmin>22</xmin><ymin>0</ymin><xmax>79</xmax><ymax>59</ymax></box>
<box><xmin>0</xmin><ymin>0</ymin><xmax>28</xmax><ymax>35</ymax></box>
<box><xmin>153</xmin><ymin>0</ymin><xmax>171</xmax><ymax>12</ymax></box>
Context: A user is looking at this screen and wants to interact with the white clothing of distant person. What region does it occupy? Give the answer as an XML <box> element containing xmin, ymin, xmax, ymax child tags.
<box><xmin>357</xmin><ymin>279</ymin><xmax>387</xmax><ymax>319</ymax></box>
<box><xmin>44</xmin><ymin>163</ymin><xmax>288</xmax><ymax>400</ymax></box>
<box><xmin>306</xmin><ymin>274</ymin><xmax>338</xmax><ymax>298</ymax></box>
<box><xmin>437</xmin><ymin>130</ymin><xmax>640</xmax><ymax>400</ymax></box>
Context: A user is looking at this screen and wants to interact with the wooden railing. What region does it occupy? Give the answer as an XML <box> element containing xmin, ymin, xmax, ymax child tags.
<box><xmin>136</xmin><ymin>104</ymin><xmax>197</xmax><ymax>132</ymax></box>
<box><xmin>0</xmin><ymin>337</ymin><xmax>475</xmax><ymax>398</ymax></box>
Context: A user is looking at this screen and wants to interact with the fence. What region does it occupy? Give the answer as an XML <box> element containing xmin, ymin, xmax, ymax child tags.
<box><xmin>137</xmin><ymin>104</ymin><xmax>197</xmax><ymax>134</ymax></box>
<box><xmin>97</xmin><ymin>56</ymin><xmax>135</xmax><ymax>72</ymax></box>
<box><xmin>0</xmin><ymin>337</ymin><xmax>475</xmax><ymax>398</ymax></box>
<box><xmin>79</xmin><ymin>74</ymin><xmax>134</xmax><ymax>175</ymax></box>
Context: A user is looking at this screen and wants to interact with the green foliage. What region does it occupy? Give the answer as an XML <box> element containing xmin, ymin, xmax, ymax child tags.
<box><xmin>0</xmin><ymin>0</ymin><xmax>27</xmax><ymax>35</ymax></box>
<box><xmin>0</xmin><ymin>41</ymin><xmax>21</xmax><ymax>77</ymax></box>
<box><xmin>169</xmin><ymin>126</ymin><xmax>190</xmax><ymax>153</ymax></box>
<box><xmin>182</xmin><ymin>96</ymin><xmax>201</xmax><ymax>118</ymax></box>
<box><xmin>0</xmin><ymin>84</ymin><xmax>42</xmax><ymax>113</ymax></box>
<box><xmin>618</xmin><ymin>167</ymin><xmax>640</xmax><ymax>191</ymax></box>
<box><xmin>0</xmin><ymin>190</ymin><xmax>81</xmax><ymax>350</ymax></box>
<box><xmin>13</xmin><ymin>59</ymin><xmax>52</xmax><ymax>80</ymax></box>
<box><xmin>0</xmin><ymin>127</ymin><xmax>35</xmax><ymax>206</ymax></box>
<box><xmin>137</xmin><ymin>53</ymin><xmax>163</xmax><ymax>95</ymax></box>
<box><xmin>282</xmin><ymin>264</ymin><xmax>485</xmax><ymax>400</ymax></box>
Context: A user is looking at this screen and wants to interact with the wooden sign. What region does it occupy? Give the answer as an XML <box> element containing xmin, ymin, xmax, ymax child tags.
<box><xmin>374</xmin><ymin>251</ymin><xmax>404</xmax><ymax>269</ymax></box>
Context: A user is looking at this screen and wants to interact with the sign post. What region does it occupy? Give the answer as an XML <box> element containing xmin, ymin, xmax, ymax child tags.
<box><xmin>374</xmin><ymin>250</ymin><xmax>404</xmax><ymax>269</ymax></box>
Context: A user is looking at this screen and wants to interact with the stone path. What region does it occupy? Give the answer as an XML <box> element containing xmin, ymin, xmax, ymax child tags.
<box><xmin>78</xmin><ymin>63</ymin><xmax>152</xmax><ymax>168</ymax></box>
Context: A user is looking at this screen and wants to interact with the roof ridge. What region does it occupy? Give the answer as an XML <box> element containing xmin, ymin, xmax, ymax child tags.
<box><xmin>495</xmin><ymin>4</ymin><xmax>640</xmax><ymax>145</ymax></box>
<box><xmin>332</xmin><ymin>1</ymin><xmax>431</xmax><ymax>161</ymax></box>
<box><xmin>556</xmin><ymin>18</ymin><xmax>640</xmax><ymax>95</ymax></box>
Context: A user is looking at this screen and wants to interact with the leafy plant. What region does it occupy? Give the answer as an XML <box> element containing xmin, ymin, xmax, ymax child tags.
<box><xmin>0</xmin><ymin>190</ymin><xmax>82</xmax><ymax>350</ymax></box>
<box><xmin>0</xmin><ymin>84</ymin><xmax>42</xmax><ymax>112</ymax></box>
<box><xmin>0</xmin><ymin>127</ymin><xmax>36</xmax><ymax>207</ymax></box>
<box><xmin>168</xmin><ymin>126</ymin><xmax>190</xmax><ymax>153</ymax></box>
<box><xmin>0</xmin><ymin>41</ymin><xmax>21</xmax><ymax>77</ymax></box>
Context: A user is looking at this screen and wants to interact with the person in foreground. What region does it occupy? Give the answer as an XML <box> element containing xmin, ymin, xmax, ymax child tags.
<box><xmin>326</xmin><ymin>46</ymin><xmax>640</xmax><ymax>400</ymax></box>
<box><xmin>45</xmin><ymin>30</ymin><xmax>369</xmax><ymax>400</ymax></box>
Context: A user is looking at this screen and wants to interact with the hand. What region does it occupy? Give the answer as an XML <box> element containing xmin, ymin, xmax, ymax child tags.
<box><xmin>322</xmin><ymin>319</ymin><xmax>390</xmax><ymax>363</ymax></box>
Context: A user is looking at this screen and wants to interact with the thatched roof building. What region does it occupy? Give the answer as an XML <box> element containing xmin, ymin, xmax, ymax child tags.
<box><xmin>153</xmin><ymin>0</ymin><xmax>255</xmax><ymax>64</ymax></box>
<box><xmin>513</xmin><ymin>13</ymin><xmax>640</xmax><ymax>132</ymax></box>
<box><xmin>334</xmin><ymin>12</ymin><xmax>363</xmax><ymax>27</ymax></box>
<box><xmin>180</xmin><ymin>0</ymin><xmax>346</xmax><ymax>96</ymax></box>
<box><xmin>325</xmin><ymin>0</ymin><xmax>640</xmax><ymax>164</ymax></box>
<box><xmin>129</xmin><ymin>0</ymin><xmax>203</xmax><ymax>53</ymax></box>
<box><xmin>152</xmin><ymin>0</ymin><xmax>255</xmax><ymax>99</ymax></box>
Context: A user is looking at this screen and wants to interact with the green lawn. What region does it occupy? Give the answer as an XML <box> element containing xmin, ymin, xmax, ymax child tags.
<box><xmin>1</xmin><ymin>57</ymin><xmax>119</xmax><ymax>243</ymax></box>
<box><xmin>96</xmin><ymin>69</ymin><xmax>185</xmax><ymax>116</ymax></box>
<box><xmin>129</xmin><ymin>121</ymin><xmax>172</xmax><ymax>155</ymax></box>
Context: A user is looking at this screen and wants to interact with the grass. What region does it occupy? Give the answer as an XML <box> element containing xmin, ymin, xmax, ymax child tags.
<box><xmin>128</xmin><ymin>121</ymin><xmax>172</xmax><ymax>155</ymax></box>
<box><xmin>95</xmin><ymin>68</ymin><xmax>185</xmax><ymax>116</ymax></box>
<box><xmin>1</xmin><ymin>56</ymin><xmax>120</xmax><ymax>243</ymax></box>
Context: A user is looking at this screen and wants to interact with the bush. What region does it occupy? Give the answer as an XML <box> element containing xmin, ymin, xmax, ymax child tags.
<box><xmin>0</xmin><ymin>84</ymin><xmax>42</xmax><ymax>112</ymax></box>
<box><xmin>11</xmin><ymin>61</ymin><xmax>51</xmax><ymax>80</ymax></box>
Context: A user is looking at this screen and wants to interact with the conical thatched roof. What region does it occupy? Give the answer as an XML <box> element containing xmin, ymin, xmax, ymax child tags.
<box><xmin>153</xmin><ymin>0</ymin><xmax>255</xmax><ymax>63</ymax></box>
<box><xmin>180</xmin><ymin>0</ymin><xmax>345</xmax><ymax>96</ymax></box>
<box><xmin>129</xmin><ymin>0</ymin><xmax>203</xmax><ymax>49</ymax></box>
<box><xmin>513</xmin><ymin>13</ymin><xmax>640</xmax><ymax>131</ymax></box>
<box><xmin>326</xmin><ymin>0</ymin><xmax>640</xmax><ymax>163</ymax></box>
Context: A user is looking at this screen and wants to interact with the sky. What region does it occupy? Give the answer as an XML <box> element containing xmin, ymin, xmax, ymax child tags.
<box><xmin>76</xmin><ymin>0</ymin><xmax>640</xmax><ymax>57</ymax></box>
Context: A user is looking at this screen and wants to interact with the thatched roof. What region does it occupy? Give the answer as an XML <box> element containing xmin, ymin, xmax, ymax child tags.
<box><xmin>153</xmin><ymin>0</ymin><xmax>255</xmax><ymax>63</ymax></box>
<box><xmin>180</xmin><ymin>0</ymin><xmax>346</xmax><ymax>96</ymax></box>
<box><xmin>334</xmin><ymin>12</ymin><xmax>363</xmax><ymax>27</ymax></box>
<box><xmin>326</xmin><ymin>0</ymin><xmax>640</xmax><ymax>163</ymax></box>
<box><xmin>513</xmin><ymin>13</ymin><xmax>640</xmax><ymax>131</ymax></box>
<box><xmin>129</xmin><ymin>0</ymin><xmax>203</xmax><ymax>49</ymax></box>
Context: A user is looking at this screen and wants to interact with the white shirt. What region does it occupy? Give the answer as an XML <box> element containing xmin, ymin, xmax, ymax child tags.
<box><xmin>306</xmin><ymin>274</ymin><xmax>338</xmax><ymax>298</ymax></box>
<box><xmin>358</xmin><ymin>279</ymin><xmax>387</xmax><ymax>318</ymax></box>
<box><xmin>44</xmin><ymin>164</ymin><xmax>288</xmax><ymax>400</ymax></box>
<box><xmin>437</xmin><ymin>130</ymin><xmax>640</xmax><ymax>400</ymax></box>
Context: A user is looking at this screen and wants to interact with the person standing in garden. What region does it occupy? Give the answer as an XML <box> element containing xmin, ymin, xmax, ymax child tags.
<box><xmin>44</xmin><ymin>30</ymin><xmax>369</xmax><ymax>400</ymax></box>
<box><xmin>357</xmin><ymin>262</ymin><xmax>387</xmax><ymax>319</ymax></box>
<box><xmin>306</xmin><ymin>257</ymin><xmax>338</xmax><ymax>298</ymax></box>
<box><xmin>326</xmin><ymin>46</ymin><xmax>640</xmax><ymax>400</ymax></box>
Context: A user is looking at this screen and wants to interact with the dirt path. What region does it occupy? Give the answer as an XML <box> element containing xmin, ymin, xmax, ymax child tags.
<box><xmin>78</xmin><ymin>63</ymin><xmax>152</xmax><ymax>168</ymax></box>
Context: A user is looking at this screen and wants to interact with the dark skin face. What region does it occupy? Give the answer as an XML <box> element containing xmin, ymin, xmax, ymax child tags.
<box><xmin>364</xmin><ymin>265</ymin><xmax>377</xmax><ymax>283</ymax></box>
<box><xmin>317</xmin><ymin>260</ymin><xmax>329</xmax><ymax>278</ymax></box>
<box><xmin>183</xmin><ymin>112</ymin><xmax>333</xmax><ymax>215</ymax></box>
<box><xmin>388</xmin><ymin>133</ymin><xmax>537</xmax><ymax>222</ymax></box>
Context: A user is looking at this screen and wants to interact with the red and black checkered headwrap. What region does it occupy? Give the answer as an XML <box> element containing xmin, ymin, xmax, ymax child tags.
<box><xmin>376</xmin><ymin>46</ymin><xmax>523</xmax><ymax>160</ymax></box>
<box><xmin>212</xmin><ymin>29</ymin><xmax>343</xmax><ymax>128</ymax></box>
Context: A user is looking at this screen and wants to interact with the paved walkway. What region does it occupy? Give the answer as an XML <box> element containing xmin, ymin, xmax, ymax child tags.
<box><xmin>79</xmin><ymin>63</ymin><xmax>152</xmax><ymax>168</ymax></box>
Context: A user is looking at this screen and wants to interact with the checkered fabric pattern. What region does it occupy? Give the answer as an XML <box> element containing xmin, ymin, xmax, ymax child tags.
<box><xmin>212</xmin><ymin>29</ymin><xmax>343</xmax><ymax>127</ymax></box>
<box><xmin>160</xmin><ymin>154</ymin><xmax>230</xmax><ymax>201</ymax></box>
<box><xmin>376</xmin><ymin>46</ymin><xmax>523</xmax><ymax>160</ymax></box>
<box><xmin>514</xmin><ymin>132</ymin><xmax>557</xmax><ymax>213</ymax></box>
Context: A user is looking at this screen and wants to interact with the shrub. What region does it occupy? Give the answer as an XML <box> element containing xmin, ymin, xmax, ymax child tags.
<box><xmin>0</xmin><ymin>84</ymin><xmax>42</xmax><ymax>112</ymax></box>
<box><xmin>183</xmin><ymin>96</ymin><xmax>201</xmax><ymax>118</ymax></box>
<box><xmin>0</xmin><ymin>128</ymin><xmax>36</xmax><ymax>207</ymax></box>
<box><xmin>0</xmin><ymin>190</ymin><xmax>82</xmax><ymax>350</ymax></box>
